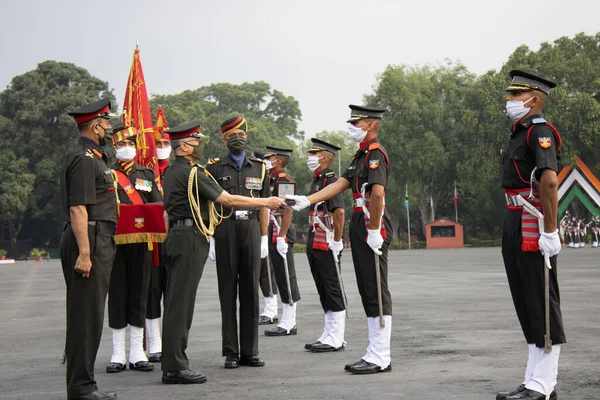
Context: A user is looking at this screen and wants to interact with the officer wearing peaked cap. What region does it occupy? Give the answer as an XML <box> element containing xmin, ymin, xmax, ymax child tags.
<box><xmin>263</xmin><ymin>146</ymin><xmax>302</xmax><ymax>337</ymax></box>
<box><xmin>161</xmin><ymin>121</ymin><xmax>285</xmax><ymax>384</ymax></box>
<box><xmin>303</xmin><ymin>138</ymin><xmax>347</xmax><ymax>353</ymax></box>
<box><xmin>497</xmin><ymin>71</ymin><xmax>565</xmax><ymax>400</ymax></box>
<box><xmin>60</xmin><ymin>98</ymin><xmax>119</xmax><ymax>400</ymax></box>
<box><xmin>287</xmin><ymin>104</ymin><xmax>393</xmax><ymax>375</ymax></box>
<box><xmin>253</xmin><ymin>151</ymin><xmax>280</xmax><ymax>325</ymax></box>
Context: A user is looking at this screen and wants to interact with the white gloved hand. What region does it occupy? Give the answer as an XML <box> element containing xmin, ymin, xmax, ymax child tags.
<box><xmin>260</xmin><ymin>235</ymin><xmax>269</xmax><ymax>259</ymax></box>
<box><xmin>276</xmin><ymin>237</ymin><xmax>288</xmax><ymax>258</ymax></box>
<box><xmin>208</xmin><ymin>238</ymin><xmax>216</xmax><ymax>261</ymax></box>
<box><xmin>328</xmin><ymin>239</ymin><xmax>344</xmax><ymax>259</ymax></box>
<box><xmin>539</xmin><ymin>230</ymin><xmax>561</xmax><ymax>257</ymax></box>
<box><xmin>367</xmin><ymin>229</ymin><xmax>384</xmax><ymax>255</ymax></box>
<box><xmin>286</xmin><ymin>195</ymin><xmax>310</xmax><ymax>211</ymax></box>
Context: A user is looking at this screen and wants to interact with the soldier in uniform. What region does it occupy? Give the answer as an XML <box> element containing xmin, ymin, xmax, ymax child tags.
<box><xmin>60</xmin><ymin>99</ymin><xmax>119</xmax><ymax>400</ymax></box>
<box><xmin>205</xmin><ymin>116</ymin><xmax>270</xmax><ymax>369</ymax></box>
<box><xmin>106</xmin><ymin>126</ymin><xmax>162</xmax><ymax>373</ymax></box>
<box><xmin>288</xmin><ymin>105</ymin><xmax>393</xmax><ymax>375</ymax></box>
<box><xmin>161</xmin><ymin>121</ymin><xmax>285</xmax><ymax>384</ymax></box>
<box><xmin>496</xmin><ymin>71</ymin><xmax>565</xmax><ymax>400</ymax></box>
<box><xmin>263</xmin><ymin>146</ymin><xmax>302</xmax><ymax>336</ymax></box>
<box><xmin>253</xmin><ymin>151</ymin><xmax>280</xmax><ymax>325</ymax></box>
<box><xmin>303</xmin><ymin>138</ymin><xmax>347</xmax><ymax>353</ymax></box>
<box><xmin>145</xmin><ymin>130</ymin><xmax>171</xmax><ymax>363</ymax></box>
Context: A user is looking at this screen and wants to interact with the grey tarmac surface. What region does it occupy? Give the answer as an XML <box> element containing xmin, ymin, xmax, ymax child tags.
<box><xmin>1</xmin><ymin>247</ymin><xmax>599</xmax><ymax>400</ymax></box>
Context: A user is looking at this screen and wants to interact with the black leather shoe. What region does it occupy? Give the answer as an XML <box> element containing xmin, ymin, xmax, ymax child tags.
<box><xmin>224</xmin><ymin>354</ymin><xmax>239</xmax><ymax>369</ymax></box>
<box><xmin>265</xmin><ymin>325</ymin><xmax>297</xmax><ymax>336</ymax></box>
<box><xmin>305</xmin><ymin>341</ymin><xmax>320</xmax><ymax>350</ymax></box>
<box><xmin>506</xmin><ymin>388</ymin><xmax>554</xmax><ymax>400</ymax></box>
<box><xmin>497</xmin><ymin>385</ymin><xmax>557</xmax><ymax>400</ymax></box>
<box><xmin>310</xmin><ymin>343</ymin><xmax>345</xmax><ymax>352</ymax></box>
<box><xmin>347</xmin><ymin>359</ymin><xmax>392</xmax><ymax>374</ymax></box>
<box><xmin>148</xmin><ymin>352</ymin><xmax>162</xmax><ymax>363</ymax></box>
<box><xmin>162</xmin><ymin>369</ymin><xmax>207</xmax><ymax>384</ymax></box>
<box><xmin>239</xmin><ymin>355</ymin><xmax>265</xmax><ymax>367</ymax></box>
<box><xmin>106</xmin><ymin>362</ymin><xmax>126</xmax><ymax>373</ymax></box>
<box><xmin>259</xmin><ymin>315</ymin><xmax>278</xmax><ymax>325</ymax></box>
<box><xmin>69</xmin><ymin>389</ymin><xmax>118</xmax><ymax>399</ymax></box>
<box><xmin>129</xmin><ymin>361</ymin><xmax>154</xmax><ymax>371</ymax></box>
<box><xmin>344</xmin><ymin>359</ymin><xmax>363</xmax><ymax>371</ymax></box>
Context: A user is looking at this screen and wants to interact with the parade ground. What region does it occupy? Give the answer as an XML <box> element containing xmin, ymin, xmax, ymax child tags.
<box><xmin>1</xmin><ymin>248</ymin><xmax>599</xmax><ymax>400</ymax></box>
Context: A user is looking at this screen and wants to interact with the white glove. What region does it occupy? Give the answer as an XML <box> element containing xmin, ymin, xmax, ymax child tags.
<box><xmin>328</xmin><ymin>239</ymin><xmax>344</xmax><ymax>258</ymax></box>
<box><xmin>208</xmin><ymin>238</ymin><xmax>216</xmax><ymax>261</ymax></box>
<box><xmin>286</xmin><ymin>195</ymin><xmax>310</xmax><ymax>211</ymax></box>
<box><xmin>260</xmin><ymin>235</ymin><xmax>269</xmax><ymax>259</ymax></box>
<box><xmin>367</xmin><ymin>229</ymin><xmax>384</xmax><ymax>255</ymax></box>
<box><xmin>539</xmin><ymin>230</ymin><xmax>561</xmax><ymax>258</ymax></box>
<box><xmin>276</xmin><ymin>237</ymin><xmax>288</xmax><ymax>258</ymax></box>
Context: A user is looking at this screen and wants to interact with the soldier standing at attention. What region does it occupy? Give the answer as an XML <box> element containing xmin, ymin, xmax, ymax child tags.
<box><xmin>287</xmin><ymin>105</ymin><xmax>393</xmax><ymax>375</ymax></box>
<box><xmin>161</xmin><ymin>121</ymin><xmax>285</xmax><ymax>384</ymax></box>
<box><xmin>253</xmin><ymin>151</ymin><xmax>280</xmax><ymax>325</ymax></box>
<box><xmin>496</xmin><ymin>71</ymin><xmax>565</xmax><ymax>400</ymax></box>
<box><xmin>303</xmin><ymin>138</ymin><xmax>347</xmax><ymax>353</ymax></box>
<box><xmin>205</xmin><ymin>116</ymin><xmax>270</xmax><ymax>369</ymax></box>
<box><xmin>145</xmin><ymin>130</ymin><xmax>172</xmax><ymax>363</ymax></box>
<box><xmin>263</xmin><ymin>146</ymin><xmax>302</xmax><ymax>337</ymax></box>
<box><xmin>60</xmin><ymin>99</ymin><xmax>118</xmax><ymax>400</ymax></box>
<box><xmin>106</xmin><ymin>126</ymin><xmax>162</xmax><ymax>374</ymax></box>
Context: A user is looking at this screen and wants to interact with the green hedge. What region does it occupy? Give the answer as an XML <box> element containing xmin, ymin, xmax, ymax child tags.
<box><xmin>467</xmin><ymin>238</ymin><xmax>502</xmax><ymax>247</ymax></box>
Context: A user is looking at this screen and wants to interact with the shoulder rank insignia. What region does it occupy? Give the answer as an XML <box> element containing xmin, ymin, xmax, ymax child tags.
<box><xmin>207</xmin><ymin>157</ymin><xmax>220</xmax><ymax>165</ymax></box>
<box><xmin>85</xmin><ymin>149</ymin><xmax>95</xmax><ymax>158</ymax></box>
<box><xmin>538</xmin><ymin>137</ymin><xmax>552</xmax><ymax>149</ymax></box>
<box><xmin>279</xmin><ymin>172</ymin><xmax>287</xmax><ymax>178</ymax></box>
<box><xmin>325</xmin><ymin>171</ymin><xmax>335</xmax><ymax>177</ymax></box>
<box><xmin>368</xmin><ymin>142</ymin><xmax>381</xmax><ymax>151</ymax></box>
<box><xmin>532</xmin><ymin>117</ymin><xmax>547</xmax><ymax>124</ymax></box>
<box><xmin>369</xmin><ymin>159</ymin><xmax>380</xmax><ymax>169</ymax></box>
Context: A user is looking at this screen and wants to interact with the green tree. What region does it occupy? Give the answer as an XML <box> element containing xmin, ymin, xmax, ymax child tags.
<box><xmin>150</xmin><ymin>81</ymin><xmax>303</xmax><ymax>162</ymax></box>
<box><xmin>0</xmin><ymin>61</ymin><xmax>115</xmax><ymax>247</ymax></box>
<box><xmin>0</xmin><ymin>151</ymin><xmax>35</xmax><ymax>256</ymax></box>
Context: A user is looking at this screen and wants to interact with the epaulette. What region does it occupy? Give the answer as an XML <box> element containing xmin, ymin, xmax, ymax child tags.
<box><xmin>325</xmin><ymin>171</ymin><xmax>335</xmax><ymax>177</ymax></box>
<box><xmin>368</xmin><ymin>142</ymin><xmax>381</xmax><ymax>151</ymax></box>
<box><xmin>207</xmin><ymin>157</ymin><xmax>220</xmax><ymax>165</ymax></box>
<box><xmin>532</xmin><ymin>117</ymin><xmax>547</xmax><ymax>125</ymax></box>
<box><xmin>278</xmin><ymin>172</ymin><xmax>287</xmax><ymax>178</ymax></box>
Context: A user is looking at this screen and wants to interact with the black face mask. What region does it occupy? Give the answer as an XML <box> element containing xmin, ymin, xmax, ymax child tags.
<box><xmin>97</xmin><ymin>123</ymin><xmax>114</xmax><ymax>136</ymax></box>
<box><xmin>226</xmin><ymin>135</ymin><xmax>247</xmax><ymax>155</ymax></box>
<box><xmin>186</xmin><ymin>141</ymin><xmax>205</xmax><ymax>160</ymax></box>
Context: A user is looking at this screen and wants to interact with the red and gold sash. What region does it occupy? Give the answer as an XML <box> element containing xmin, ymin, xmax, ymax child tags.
<box><xmin>309</xmin><ymin>209</ymin><xmax>332</xmax><ymax>251</ymax></box>
<box><xmin>115</xmin><ymin>170</ymin><xmax>144</xmax><ymax>205</ymax></box>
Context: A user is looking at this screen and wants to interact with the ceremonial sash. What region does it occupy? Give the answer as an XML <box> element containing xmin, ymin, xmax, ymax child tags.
<box><xmin>308</xmin><ymin>209</ymin><xmax>333</xmax><ymax>251</ymax></box>
<box><xmin>352</xmin><ymin>193</ymin><xmax>387</xmax><ymax>240</ymax></box>
<box><xmin>115</xmin><ymin>170</ymin><xmax>144</xmax><ymax>205</ymax></box>
<box><xmin>269</xmin><ymin>211</ymin><xmax>286</xmax><ymax>243</ymax></box>
<box><xmin>505</xmin><ymin>188</ymin><xmax>542</xmax><ymax>252</ymax></box>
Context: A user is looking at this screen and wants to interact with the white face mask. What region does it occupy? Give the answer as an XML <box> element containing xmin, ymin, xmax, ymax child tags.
<box><xmin>306</xmin><ymin>155</ymin><xmax>320</xmax><ymax>171</ymax></box>
<box><xmin>115</xmin><ymin>146</ymin><xmax>136</xmax><ymax>162</ymax></box>
<box><xmin>156</xmin><ymin>146</ymin><xmax>171</xmax><ymax>160</ymax></box>
<box><xmin>348</xmin><ymin>123</ymin><xmax>368</xmax><ymax>143</ymax></box>
<box><xmin>505</xmin><ymin>97</ymin><xmax>535</xmax><ymax>120</ymax></box>
<box><xmin>264</xmin><ymin>160</ymin><xmax>274</xmax><ymax>170</ymax></box>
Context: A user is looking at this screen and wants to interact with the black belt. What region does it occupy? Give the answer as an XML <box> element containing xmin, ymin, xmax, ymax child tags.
<box><xmin>170</xmin><ymin>218</ymin><xmax>195</xmax><ymax>227</ymax></box>
<box><xmin>231</xmin><ymin>210</ymin><xmax>259</xmax><ymax>221</ymax></box>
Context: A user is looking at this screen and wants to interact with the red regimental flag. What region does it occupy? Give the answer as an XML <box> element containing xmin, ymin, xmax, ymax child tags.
<box><xmin>122</xmin><ymin>46</ymin><xmax>158</xmax><ymax>176</ymax></box>
<box><xmin>154</xmin><ymin>107</ymin><xmax>169</xmax><ymax>139</ymax></box>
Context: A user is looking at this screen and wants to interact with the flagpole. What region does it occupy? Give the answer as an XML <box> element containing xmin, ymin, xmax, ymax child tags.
<box><xmin>454</xmin><ymin>181</ymin><xmax>458</xmax><ymax>223</ymax></box>
<box><xmin>407</xmin><ymin>205</ymin><xmax>411</xmax><ymax>250</ymax></box>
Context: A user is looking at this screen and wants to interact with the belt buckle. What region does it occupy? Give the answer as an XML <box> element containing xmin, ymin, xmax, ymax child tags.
<box><xmin>235</xmin><ymin>210</ymin><xmax>250</xmax><ymax>221</ymax></box>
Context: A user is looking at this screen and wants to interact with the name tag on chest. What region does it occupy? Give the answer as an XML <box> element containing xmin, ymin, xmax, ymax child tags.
<box><xmin>245</xmin><ymin>177</ymin><xmax>263</xmax><ymax>190</ymax></box>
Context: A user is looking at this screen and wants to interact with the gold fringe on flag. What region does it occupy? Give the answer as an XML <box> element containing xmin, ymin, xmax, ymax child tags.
<box><xmin>114</xmin><ymin>232</ymin><xmax>167</xmax><ymax>246</ymax></box>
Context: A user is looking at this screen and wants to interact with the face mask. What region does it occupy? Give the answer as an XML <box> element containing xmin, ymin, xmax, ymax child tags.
<box><xmin>264</xmin><ymin>160</ymin><xmax>274</xmax><ymax>170</ymax></box>
<box><xmin>97</xmin><ymin>123</ymin><xmax>113</xmax><ymax>136</ymax></box>
<box><xmin>187</xmin><ymin>142</ymin><xmax>205</xmax><ymax>160</ymax></box>
<box><xmin>156</xmin><ymin>146</ymin><xmax>171</xmax><ymax>160</ymax></box>
<box><xmin>505</xmin><ymin>97</ymin><xmax>535</xmax><ymax>120</ymax></box>
<box><xmin>348</xmin><ymin>123</ymin><xmax>368</xmax><ymax>142</ymax></box>
<box><xmin>226</xmin><ymin>135</ymin><xmax>247</xmax><ymax>155</ymax></box>
<box><xmin>115</xmin><ymin>146</ymin><xmax>136</xmax><ymax>162</ymax></box>
<box><xmin>307</xmin><ymin>155</ymin><xmax>320</xmax><ymax>171</ymax></box>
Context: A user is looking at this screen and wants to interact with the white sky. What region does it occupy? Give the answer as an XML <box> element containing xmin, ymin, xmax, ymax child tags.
<box><xmin>1</xmin><ymin>0</ymin><xmax>598</xmax><ymax>135</ymax></box>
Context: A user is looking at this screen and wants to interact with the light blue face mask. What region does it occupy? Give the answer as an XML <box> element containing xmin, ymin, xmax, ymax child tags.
<box><xmin>505</xmin><ymin>96</ymin><xmax>535</xmax><ymax>120</ymax></box>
